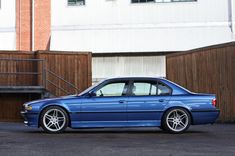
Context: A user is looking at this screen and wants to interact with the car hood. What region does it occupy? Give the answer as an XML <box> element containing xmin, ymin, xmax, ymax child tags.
<box><xmin>25</xmin><ymin>95</ymin><xmax>80</xmax><ymax>105</ymax></box>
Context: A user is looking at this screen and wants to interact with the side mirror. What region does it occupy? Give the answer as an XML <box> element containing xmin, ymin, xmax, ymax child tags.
<box><xmin>88</xmin><ymin>91</ymin><xmax>96</xmax><ymax>97</ymax></box>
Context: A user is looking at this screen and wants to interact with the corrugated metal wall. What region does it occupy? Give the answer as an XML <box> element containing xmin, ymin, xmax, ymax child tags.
<box><xmin>166</xmin><ymin>42</ymin><xmax>235</xmax><ymax>122</ymax></box>
<box><xmin>92</xmin><ymin>56</ymin><xmax>166</xmax><ymax>83</ymax></box>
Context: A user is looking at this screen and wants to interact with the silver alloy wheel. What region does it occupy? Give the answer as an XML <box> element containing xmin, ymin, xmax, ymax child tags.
<box><xmin>166</xmin><ymin>109</ymin><xmax>189</xmax><ymax>132</ymax></box>
<box><xmin>43</xmin><ymin>109</ymin><xmax>66</xmax><ymax>132</ymax></box>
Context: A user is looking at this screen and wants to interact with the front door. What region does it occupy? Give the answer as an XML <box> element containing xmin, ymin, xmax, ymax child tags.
<box><xmin>79</xmin><ymin>81</ymin><xmax>129</xmax><ymax>127</ymax></box>
<box><xmin>127</xmin><ymin>80</ymin><xmax>171</xmax><ymax>126</ymax></box>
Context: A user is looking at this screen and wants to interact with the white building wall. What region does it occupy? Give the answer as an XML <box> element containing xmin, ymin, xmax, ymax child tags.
<box><xmin>51</xmin><ymin>0</ymin><xmax>235</xmax><ymax>53</ymax></box>
<box><xmin>51</xmin><ymin>0</ymin><xmax>235</xmax><ymax>81</ymax></box>
<box><xmin>0</xmin><ymin>0</ymin><xmax>16</xmax><ymax>50</ymax></box>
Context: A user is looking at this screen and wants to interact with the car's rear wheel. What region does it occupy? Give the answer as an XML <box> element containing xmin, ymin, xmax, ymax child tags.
<box><xmin>162</xmin><ymin>108</ymin><xmax>191</xmax><ymax>133</ymax></box>
<box><xmin>40</xmin><ymin>106</ymin><xmax>68</xmax><ymax>133</ymax></box>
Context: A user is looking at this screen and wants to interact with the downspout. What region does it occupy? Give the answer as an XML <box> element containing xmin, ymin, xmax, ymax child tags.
<box><xmin>231</xmin><ymin>0</ymin><xmax>235</xmax><ymax>34</ymax></box>
<box><xmin>19</xmin><ymin>0</ymin><xmax>21</xmax><ymax>50</ymax></box>
<box><xmin>32</xmin><ymin>0</ymin><xmax>35</xmax><ymax>51</ymax></box>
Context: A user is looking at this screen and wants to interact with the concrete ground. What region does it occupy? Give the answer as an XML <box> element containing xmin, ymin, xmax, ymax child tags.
<box><xmin>0</xmin><ymin>122</ymin><xmax>234</xmax><ymax>156</ymax></box>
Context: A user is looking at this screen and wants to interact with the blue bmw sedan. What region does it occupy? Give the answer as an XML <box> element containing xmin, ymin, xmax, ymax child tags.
<box><xmin>21</xmin><ymin>77</ymin><xmax>220</xmax><ymax>133</ymax></box>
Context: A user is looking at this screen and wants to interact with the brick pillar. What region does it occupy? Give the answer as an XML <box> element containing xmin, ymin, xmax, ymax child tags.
<box><xmin>16</xmin><ymin>0</ymin><xmax>32</xmax><ymax>51</ymax></box>
<box><xmin>16</xmin><ymin>0</ymin><xmax>51</xmax><ymax>51</ymax></box>
<box><xmin>34</xmin><ymin>0</ymin><xmax>51</xmax><ymax>50</ymax></box>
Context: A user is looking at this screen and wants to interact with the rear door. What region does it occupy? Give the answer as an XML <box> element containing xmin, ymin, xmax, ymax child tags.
<box><xmin>127</xmin><ymin>80</ymin><xmax>171</xmax><ymax>126</ymax></box>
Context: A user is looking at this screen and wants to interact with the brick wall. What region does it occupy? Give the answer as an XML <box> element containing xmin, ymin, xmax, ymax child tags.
<box><xmin>16</xmin><ymin>0</ymin><xmax>32</xmax><ymax>51</ymax></box>
<box><xmin>16</xmin><ymin>0</ymin><xmax>51</xmax><ymax>51</ymax></box>
<box><xmin>34</xmin><ymin>0</ymin><xmax>51</xmax><ymax>50</ymax></box>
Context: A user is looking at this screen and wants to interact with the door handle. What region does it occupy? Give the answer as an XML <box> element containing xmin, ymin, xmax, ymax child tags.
<box><xmin>158</xmin><ymin>99</ymin><xmax>165</xmax><ymax>102</ymax></box>
<box><xmin>119</xmin><ymin>100</ymin><xmax>126</xmax><ymax>103</ymax></box>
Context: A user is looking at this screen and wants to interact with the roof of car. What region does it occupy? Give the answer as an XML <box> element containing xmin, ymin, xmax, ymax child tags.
<box><xmin>104</xmin><ymin>77</ymin><xmax>166</xmax><ymax>81</ymax></box>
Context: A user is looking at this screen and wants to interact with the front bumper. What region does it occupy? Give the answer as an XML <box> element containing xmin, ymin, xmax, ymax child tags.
<box><xmin>21</xmin><ymin>111</ymin><xmax>39</xmax><ymax>127</ymax></box>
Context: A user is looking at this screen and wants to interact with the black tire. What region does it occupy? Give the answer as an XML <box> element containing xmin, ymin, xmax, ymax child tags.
<box><xmin>159</xmin><ymin>125</ymin><xmax>166</xmax><ymax>131</ymax></box>
<box><xmin>40</xmin><ymin>106</ymin><xmax>69</xmax><ymax>133</ymax></box>
<box><xmin>162</xmin><ymin>108</ymin><xmax>191</xmax><ymax>134</ymax></box>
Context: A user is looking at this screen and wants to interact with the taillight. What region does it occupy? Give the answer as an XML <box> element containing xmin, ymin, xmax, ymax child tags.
<box><xmin>212</xmin><ymin>99</ymin><xmax>216</xmax><ymax>107</ymax></box>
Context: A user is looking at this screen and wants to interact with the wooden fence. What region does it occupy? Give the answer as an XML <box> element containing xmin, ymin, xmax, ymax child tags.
<box><xmin>0</xmin><ymin>51</ymin><xmax>37</xmax><ymax>86</ymax></box>
<box><xmin>36</xmin><ymin>51</ymin><xmax>92</xmax><ymax>96</ymax></box>
<box><xmin>166</xmin><ymin>42</ymin><xmax>235</xmax><ymax>122</ymax></box>
<box><xmin>0</xmin><ymin>50</ymin><xmax>92</xmax><ymax>121</ymax></box>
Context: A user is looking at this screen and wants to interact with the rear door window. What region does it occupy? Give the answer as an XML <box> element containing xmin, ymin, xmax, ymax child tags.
<box><xmin>130</xmin><ymin>80</ymin><xmax>172</xmax><ymax>96</ymax></box>
<box><xmin>131</xmin><ymin>82</ymin><xmax>157</xmax><ymax>96</ymax></box>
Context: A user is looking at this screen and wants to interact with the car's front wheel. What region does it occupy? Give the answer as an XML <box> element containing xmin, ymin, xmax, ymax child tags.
<box><xmin>40</xmin><ymin>106</ymin><xmax>69</xmax><ymax>133</ymax></box>
<box><xmin>162</xmin><ymin>108</ymin><xmax>191</xmax><ymax>133</ymax></box>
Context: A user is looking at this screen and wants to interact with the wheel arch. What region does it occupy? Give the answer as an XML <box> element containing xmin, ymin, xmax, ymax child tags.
<box><xmin>38</xmin><ymin>104</ymin><xmax>71</xmax><ymax>128</ymax></box>
<box><xmin>161</xmin><ymin>106</ymin><xmax>194</xmax><ymax>125</ymax></box>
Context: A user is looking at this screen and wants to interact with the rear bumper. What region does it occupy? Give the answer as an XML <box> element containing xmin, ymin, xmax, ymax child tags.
<box><xmin>191</xmin><ymin>109</ymin><xmax>220</xmax><ymax>125</ymax></box>
<box><xmin>21</xmin><ymin>111</ymin><xmax>39</xmax><ymax>127</ymax></box>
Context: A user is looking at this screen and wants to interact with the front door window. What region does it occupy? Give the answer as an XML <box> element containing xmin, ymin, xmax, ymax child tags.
<box><xmin>95</xmin><ymin>82</ymin><xmax>127</xmax><ymax>97</ymax></box>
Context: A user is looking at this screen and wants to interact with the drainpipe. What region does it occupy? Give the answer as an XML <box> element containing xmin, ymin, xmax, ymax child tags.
<box><xmin>32</xmin><ymin>0</ymin><xmax>35</xmax><ymax>51</ymax></box>
<box><xmin>19</xmin><ymin>0</ymin><xmax>21</xmax><ymax>50</ymax></box>
<box><xmin>231</xmin><ymin>0</ymin><xmax>235</xmax><ymax>34</ymax></box>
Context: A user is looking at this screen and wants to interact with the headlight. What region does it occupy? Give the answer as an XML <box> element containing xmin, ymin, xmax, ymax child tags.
<box><xmin>24</xmin><ymin>104</ymin><xmax>33</xmax><ymax>111</ymax></box>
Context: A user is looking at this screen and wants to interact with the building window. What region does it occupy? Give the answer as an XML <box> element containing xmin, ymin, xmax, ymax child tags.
<box><xmin>68</xmin><ymin>0</ymin><xmax>85</xmax><ymax>6</ymax></box>
<box><xmin>132</xmin><ymin>0</ymin><xmax>155</xmax><ymax>3</ymax></box>
<box><xmin>156</xmin><ymin>0</ymin><xmax>196</xmax><ymax>2</ymax></box>
<box><xmin>131</xmin><ymin>0</ymin><xmax>196</xmax><ymax>3</ymax></box>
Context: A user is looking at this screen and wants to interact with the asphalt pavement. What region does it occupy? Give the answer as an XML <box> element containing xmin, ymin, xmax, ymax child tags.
<box><xmin>0</xmin><ymin>122</ymin><xmax>234</xmax><ymax>156</ymax></box>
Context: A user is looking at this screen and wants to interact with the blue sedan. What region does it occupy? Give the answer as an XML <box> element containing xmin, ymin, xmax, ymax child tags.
<box><xmin>21</xmin><ymin>77</ymin><xmax>220</xmax><ymax>133</ymax></box>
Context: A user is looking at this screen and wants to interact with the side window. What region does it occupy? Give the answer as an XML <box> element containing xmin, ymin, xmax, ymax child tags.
<box><xmin>132</xmin><ymin>0</ymin><xmax>155</xmax><ymax>3</ymax></box>
<box><xmin>157</xmin><ymin>82</ymin><xmax>171</xmax><ymax>96</ymax></box>
<box><xmin>68</xmin><ymin>0</ymin><xmax>85</xmax><ymax>6</ymax></box>
<box><xmin>132</xmin><ymin>82</ymin><xmax>157</xmax><ymax>96</ymax></box>
<box><xmin>95</xmin><ymin>82</ymin><xmax>127</xmax><ymax>97</ymax></box>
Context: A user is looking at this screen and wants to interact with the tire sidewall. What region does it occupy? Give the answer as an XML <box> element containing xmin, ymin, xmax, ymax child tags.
<box><xmin>40</xmin><ymin>106</ymin><xmax>69</xmax><ymax>133</ymax></box>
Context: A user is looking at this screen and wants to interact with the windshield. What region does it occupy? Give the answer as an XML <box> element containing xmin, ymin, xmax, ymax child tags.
<box><xmin>78</xmin><ymin>80</ymin><xmax>105</xmax><ymax>96</ymax></box>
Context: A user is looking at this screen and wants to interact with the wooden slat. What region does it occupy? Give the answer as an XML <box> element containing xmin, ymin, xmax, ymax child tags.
<box><xmin>36</xmin><ymin>51</ymin><xmax>92</xmax><ymax>96</ymax></box>
<box><xmin>0</xmin><ymin>50</ymin><xmax>92</xmax><ymax>121</ymax></box>
<box><xmin>166</xmin><ymin>42</ymin><xmax>235</xmax><ymax>122</ymax></box>
<box><xmin>0</xmin><ymin>93</ymin><xmax>41</xmax><ymax>121</ymax></box>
